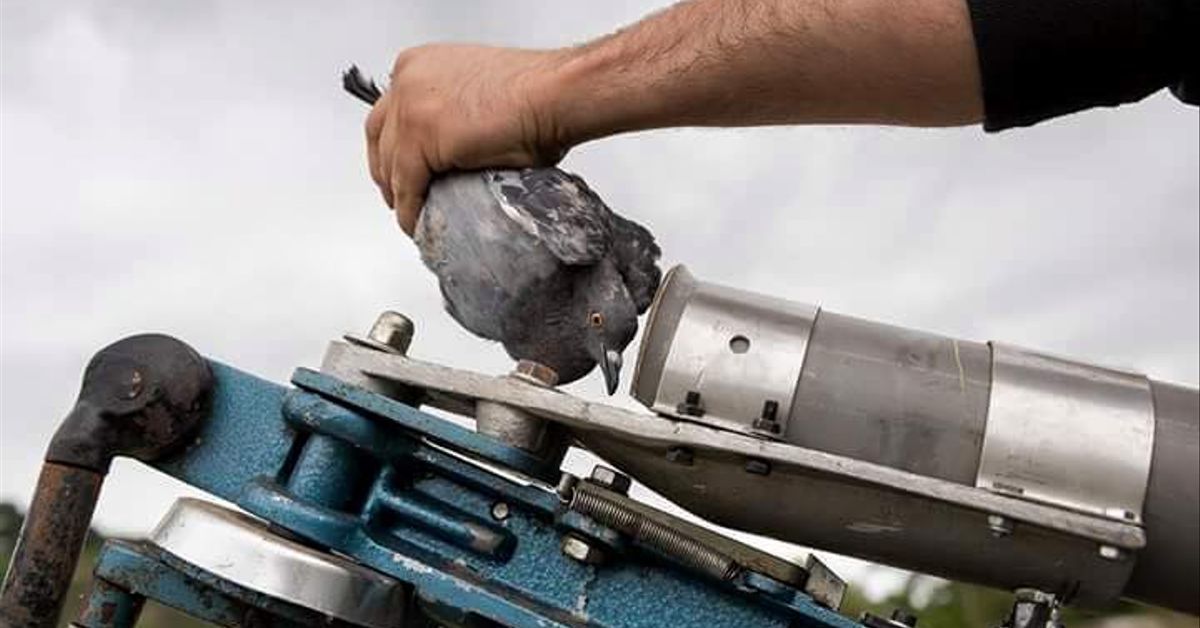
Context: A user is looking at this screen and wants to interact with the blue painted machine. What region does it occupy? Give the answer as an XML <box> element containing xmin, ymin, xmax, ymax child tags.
<box><xmin>2</xmin><ymin>267</ymin><xmax>1196</xmax><ymax>627</ymax></box>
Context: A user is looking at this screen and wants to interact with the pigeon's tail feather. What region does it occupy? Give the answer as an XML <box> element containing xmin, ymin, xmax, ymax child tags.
<box><xmin>343</xmin><ymin>65</ymin><xmax>383</xmax><ymax>105</ymax></box>
<box><xmin>611</xmin><ymin>213</ymin><xmax>662</xmax><ymax>313</ymax></box>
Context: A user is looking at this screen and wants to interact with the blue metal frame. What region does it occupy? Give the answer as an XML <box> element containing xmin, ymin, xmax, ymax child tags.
<box><xmin>96</xmin><ymin>359</ymin><xmax>869</xmax><ymax>627</ymax></box>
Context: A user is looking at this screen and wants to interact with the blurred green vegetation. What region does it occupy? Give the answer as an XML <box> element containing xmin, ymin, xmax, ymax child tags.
<box><xmin>840</xmin><ymin>569</ymin><xmax>1198</xmax><ymax>628</ymax></box>
<box><xmin>1</xmin><ymin>502</ymin><xmax>1195</xmax><ymax>627</ymax></box>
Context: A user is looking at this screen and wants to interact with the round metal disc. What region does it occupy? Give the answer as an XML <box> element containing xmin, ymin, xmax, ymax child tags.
<box><xmin>149</xmin><ymin>498</ymin><xmax>405</xmax><ymax>628</ymax></box>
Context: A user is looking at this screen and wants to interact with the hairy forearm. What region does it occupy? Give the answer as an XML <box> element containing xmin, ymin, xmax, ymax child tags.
<box><xmin>544</xmin><ymin>0</ymin><xmax>983</xmax><ymax>145</ymax></box>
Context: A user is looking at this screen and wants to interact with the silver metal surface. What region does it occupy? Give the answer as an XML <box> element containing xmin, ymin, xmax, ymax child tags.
<box><xmin>149</xmin><ymin>498</ymin><xmax>407</xmax><ymax>628</ymax></box>
<box><xmin>368</xmin><ymin>311</ymin><xmax>415</xmax><ymax>354</ymax></box>
<box><xmin>803</xmin><ymin>554</ymin><xmax>846</xmax><ymax>610</ymax></box>
<box><xmin>320</xmin><ymin>342</ymin><xmax>1147</xmax><ymax>606</ymax></box>
<box><xmin>475</xmin><ymin>400</ymin><xmax>549</xmax><ymax>452</ymax></box>
<box><xmin>631</xmin><ymin>265</ymin><xmax>819</xmax><ymax>439</ymax></box>
<box><xmin>560</xmin><ymin>535</ymin><xmax>604</xmax><ymax>565</ymax></box>
<box><xmin>978</xmin><ymin>344</ymin><xmax>1156</xmax><ymax>522</ymax></box>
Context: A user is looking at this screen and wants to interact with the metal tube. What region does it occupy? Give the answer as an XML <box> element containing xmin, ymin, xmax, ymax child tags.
<box><xmin>630</xmin><ymin>266</ymin><xmax>1199</xmax><ymax>612</ymax></box>
<box><xmin>1125</xmin><ymin>380</ymin><xmax>1200</xmax><ymax>614</ymax></box>
<box><xmin>0</xmin><ymin>463</ymin><xmax>104</xmax><ymax>628</ymax></box>
<box><xmin>789</xmin><ymin>313</ymin><xmax>1198</xmax><ymax>612</ymax></box>
<box><xmin>788</xmin><ymin>311</ymin><xmax>992</xmax><ymax>484</ymax></box>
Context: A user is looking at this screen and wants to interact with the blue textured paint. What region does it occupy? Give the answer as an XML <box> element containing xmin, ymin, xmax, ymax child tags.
<box><xmin>153</xmin><ymin>361</ymin><xmax>296</xmax><ymax>503</ymax></box>
<box><xmin>136</xmin><ymin>360</ymin><xmax>867</xmax><ymax>627</ymax></box>
<box><xmin>291</xmin><ymin>368</ymin><xmax>556</xmax><ymax>480</ymax></box>
<box><xmin>74</xmin><ymin>578</ymin><xmax>143</xmax><ymax>628</ymax></box>
<box><xmin>286</xmin><ymin>433</ymin><xmax>377</xmax><ymax>510</ymax></box>
<box><xmin>94</xmin><ymin>541</ymin><xmax>316</xmax><ymax>628</ymax></box>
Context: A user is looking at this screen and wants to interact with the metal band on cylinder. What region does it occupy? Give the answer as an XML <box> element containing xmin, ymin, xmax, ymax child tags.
<box><xmin>631</xmin><ymin>265</ymin><xmax>819</xmax><ymax>439</ymax></box>
<box><xmin>977</xmin><ymin>344</ymin><xmax>1156</xmax><ymax>523</ymax></box>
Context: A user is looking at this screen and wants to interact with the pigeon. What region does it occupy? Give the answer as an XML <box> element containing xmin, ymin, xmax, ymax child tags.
<box><xmin>343</xmin><ymin>67</ymin><xmax>662</xmax><ymax>394</ymax></box>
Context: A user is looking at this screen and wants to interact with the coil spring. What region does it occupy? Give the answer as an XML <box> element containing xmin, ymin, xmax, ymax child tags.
<box><xmin>570</xmin><ymin>484</ymin><xmax>740</xmax><ymax>581</ymax></box>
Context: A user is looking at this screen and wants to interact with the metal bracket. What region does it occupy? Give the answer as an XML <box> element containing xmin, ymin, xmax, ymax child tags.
<box><xmin>977</xmin><ymin>344</ymin><xmax>1155</xmax><ymax>522</ymax></box>
<box><xmin>630</xmin><ymin>265</ymin><xmax>819</xmax><ymax>440</ymax></box>
<box><xmin>320</xmin><ymin>340</ymin><xmax>1145</xmax><ymax>607</ymax></box>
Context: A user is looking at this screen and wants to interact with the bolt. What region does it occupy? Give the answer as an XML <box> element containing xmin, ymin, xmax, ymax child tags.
<box><xmin>555</xmin><ymin>473</ymin><xmax>578</xmax><ymax>502</ymax></box>
<box><xmin>752</xmin><ymin>400</ymin><xmax>782</xmax><ymax>434</ymax></box>
<box><xmin>590</xmin><ymin>466</ymin><xmax>632</xmax><ymax>495</ymax></box>
<box><xmin>1098</xmin><ymin>545</ymin><xmax>1126</xmax><ymax>561</ymax></box>
<box><xmin>490</xmin><ymin>502</ymin><xmax>510</xmax><ymax>521</ymax></box>
<box><xmin>367</xmin><ymin>311</ymin><xmax>414</xmax><ymax>355</ymax></box>
<box><xmin>988</xmin><ymin>514</ymin><xmax>1014</xmax><ymax>537</ymax></box>
<box><xmin>511</xmin><ymin>360</ymin><xmax>559</xmax><ymax>387</ymax></box>
<box><xmin>676</xmin><ymin>390</ymin><xmax>705</xmax><ymax>417</ymax></box>
<box><xmin>665</xmin><ymin>446</ymin><xmax>695</xmax><ymax>466</ymax></box>
<box><xmin>560</xmin><ymin>535</ymin><xmax>604</xmax><ymax>565</ymax></box>
<box><xmin>744</xmin><ymin>458</ymin><xmax>771</xmax><ymax>476</ymax></box>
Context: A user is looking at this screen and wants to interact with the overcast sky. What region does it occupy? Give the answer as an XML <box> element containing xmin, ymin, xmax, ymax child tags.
<box><xmin>2</xmin><ymin>0</ymin><xmax>1197</xmax><ymax>603</ymax></box>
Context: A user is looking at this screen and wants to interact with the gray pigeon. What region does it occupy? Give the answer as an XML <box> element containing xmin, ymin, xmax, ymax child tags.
<box><xmin>415</xmin><ymin>168</ymin><xmax>662</xmax><ymax>394</ymax></box>
<box><xmin>341</xmin><ymin>66</ymin><xmax>661</xmax><ymax>393</ymax></box>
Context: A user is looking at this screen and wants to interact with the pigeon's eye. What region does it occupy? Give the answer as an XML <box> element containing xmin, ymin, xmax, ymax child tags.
<box><xmin>589</xmin><ymin>312</ymin><xmax>605</xmax><ymax>327</ymax></box>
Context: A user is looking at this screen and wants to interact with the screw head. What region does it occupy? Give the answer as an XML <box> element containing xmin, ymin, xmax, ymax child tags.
<box><xmin>490</xmin><ymin>502</ymin><xmax>510</xmax><ymax>521</ymax></box>
<box><xmin>561</xmin><ymin>535</ymin><xmax>604</xmax><ymax>565</ymax></box>
<box><xmin>367</xmin><ymin>311</ymin><xmax>414</xmax><ymax>354</ymax></box>
<box><xmin>590</xmin><ymin>466</ymin><xmax>632</xmax><ymax>495</ymax></box>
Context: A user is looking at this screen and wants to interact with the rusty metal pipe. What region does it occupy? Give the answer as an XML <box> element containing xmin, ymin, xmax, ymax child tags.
<box><xmin>0</xmin><ymin>334</ymin><xmax>212</xmax><ymax>628</ymax></box>
<box><xmin>0</xmin><ymin>464</ymin><xmax>103</xmax><ymax>628</ymax></box>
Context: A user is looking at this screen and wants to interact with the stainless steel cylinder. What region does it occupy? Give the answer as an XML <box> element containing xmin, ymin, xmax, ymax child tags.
<box><xmin>630</xmin><ymin>265</ymin><xmax>1199</xmax><ymax>613</ymax></box>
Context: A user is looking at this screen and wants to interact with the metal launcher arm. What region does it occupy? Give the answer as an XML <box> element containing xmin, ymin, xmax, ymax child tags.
<box><xmin>0</xmin><ymin>323</ymin><xmax>870</xmax><ymax>627</ymax></box>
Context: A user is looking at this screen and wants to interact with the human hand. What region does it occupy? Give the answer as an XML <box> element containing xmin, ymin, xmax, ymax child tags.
<box><xmin>365</xmin><ymin>44</ymin><xmax>570</xmax><ymax>234</ymax></box>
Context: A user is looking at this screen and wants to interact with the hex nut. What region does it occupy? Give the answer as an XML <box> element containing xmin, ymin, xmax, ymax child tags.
<box><xmin>589</xmin><ymin>466</ymin><xmax>632</xmax><ymax>495</ymax></box>
<box><xmin>490</xmin><ymin>502</ymin><xmax>510</xmax><ymax>521</ymax></box>
<box><xmin>744</xmin><ymin>458</ymin><xmax>771</xmax><ymax>476</ymax></box>
<box><xmin>512</xmin><ymin>360</ymin><xmax>559</xmax><ymax>387</ymax></box>
<box><xmin>561</xmin><ymin>535</ymin><xmax>604</xmax><ymax>565</ymax></box>
<box><xmin>367</xmin><ymin>311</ymin><xmax>415</xmax><ymax>355</ymax></box>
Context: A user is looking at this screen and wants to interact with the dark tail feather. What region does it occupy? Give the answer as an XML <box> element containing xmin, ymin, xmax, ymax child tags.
<box><xmin>342</xmin><ymin>65</ymin><xmax>382</xmax><ymax>105</ymax></box>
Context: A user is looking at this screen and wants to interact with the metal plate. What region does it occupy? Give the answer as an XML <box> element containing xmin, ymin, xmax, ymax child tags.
<box><xmin>977</xmin><ymin>344</ymin><xmax>1155</xmax><ymax>522</ymax></box>
<box><xmin>150</xmin><ymin>498</ymin><xmax>407</xmax><ymax>628</ymax></box>
<box><xmin>319</xmin><ymin>342</ymin><xmax>1147</xmax><ymax>608</ymax></box>
<box><xmin>631</xmin><ymin>265</ymin><xmax>819</xmax><ymax>438</ymax></box>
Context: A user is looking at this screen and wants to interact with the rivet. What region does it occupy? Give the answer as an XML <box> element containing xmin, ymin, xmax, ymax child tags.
<box><xmin>987</xmin><ymin>514</ymin><xmax>1014</xmax><ymax>537</ymax></box>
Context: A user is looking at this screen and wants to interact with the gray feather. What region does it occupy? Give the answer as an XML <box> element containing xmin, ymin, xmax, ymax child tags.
<box><xmin>414</xmin><ymin>167</ymin><xmax>661</xmax><ymax>388</ymax></box>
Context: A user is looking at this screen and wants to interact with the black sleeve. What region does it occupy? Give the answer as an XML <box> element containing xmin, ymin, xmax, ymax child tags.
<box><xmin>965</xmin><ymin>0</ymin><xmax>1198</xmax><ymax>131</ymax></box>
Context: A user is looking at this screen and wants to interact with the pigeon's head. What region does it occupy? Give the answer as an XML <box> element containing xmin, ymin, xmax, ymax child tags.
<box><xmin>580</xmin><ymin>281</ymin><xmax>639</xmax><ymax>396</ymax></box>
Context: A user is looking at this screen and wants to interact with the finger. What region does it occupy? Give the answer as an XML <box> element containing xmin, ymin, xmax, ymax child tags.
<box><xmin>376</xmin><ymin>106</ymin><xmax>400</xmax><ymax>209</ymax></box>
<box><xmin>365</xmin><ymin>91</ymin><xmax>389</xmax><ymax>189</ymax></box>
<box><xmin>387</xmin><ymin>150</ymin><xmax>431</xmax><ymax>236</ymax></box>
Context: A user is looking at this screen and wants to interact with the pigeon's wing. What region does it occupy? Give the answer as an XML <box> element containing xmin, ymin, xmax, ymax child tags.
<box><xmin>485</xmin><ymin>169</ymin><xmax>613</xmax><ymax>266</ymax></box>
<box><xmin>610</xmin><ymin>213</ymin><xmax>662</xmax><ymax>313</ymax></box>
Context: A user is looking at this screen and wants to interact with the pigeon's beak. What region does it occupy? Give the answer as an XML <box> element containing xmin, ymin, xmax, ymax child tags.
<box><xmin>600</xmin><ymin>347</ymin><xmax>623</xmax><ymax>396</ymax></box>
